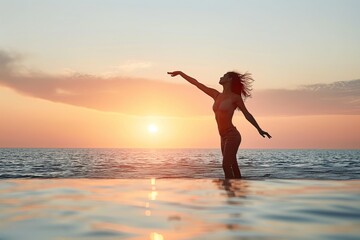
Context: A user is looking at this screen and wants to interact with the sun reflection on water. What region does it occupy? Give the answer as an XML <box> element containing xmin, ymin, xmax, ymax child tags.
<box><xmin>149</xmin><ymin>177</ymin><xmax>158</xmax><ymax>200</ymax></box>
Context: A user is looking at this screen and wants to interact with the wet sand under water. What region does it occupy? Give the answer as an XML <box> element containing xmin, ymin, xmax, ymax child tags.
<box><xmin>0</xmin><ymin>179</ymin><xmax>359</xmax><ymax>240</ymax></box>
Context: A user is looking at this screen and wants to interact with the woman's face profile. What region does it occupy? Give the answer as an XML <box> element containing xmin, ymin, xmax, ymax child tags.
<box><xmin>219</xmin><ymin>73</ymin><xmax>231</xmax><ymax>85</ymax></box>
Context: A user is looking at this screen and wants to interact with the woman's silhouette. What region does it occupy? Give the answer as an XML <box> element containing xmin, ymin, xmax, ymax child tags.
<box><xmin>167</xmin><ymin>71</ymin><xmax>271</xmax><ymax>179</ymax></box>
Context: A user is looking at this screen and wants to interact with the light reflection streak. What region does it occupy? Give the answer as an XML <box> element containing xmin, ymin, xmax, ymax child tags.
<box><xmin>149</xmin><ymin>177</ymin><xmax>158</xmax><ymax>201</ymax></box>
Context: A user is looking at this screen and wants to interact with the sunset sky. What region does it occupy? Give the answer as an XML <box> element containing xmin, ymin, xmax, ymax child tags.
<box><xmin>1</xmin><ymin>0</ymin><xmax>359</xmax><ymax>148</ymax></box>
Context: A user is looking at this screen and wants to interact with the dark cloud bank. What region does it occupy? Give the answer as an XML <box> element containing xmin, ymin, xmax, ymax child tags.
<box><xmin>0</xmin><ymin>50</ymin><xmax>359</xmax><ymax>116</ymax></box>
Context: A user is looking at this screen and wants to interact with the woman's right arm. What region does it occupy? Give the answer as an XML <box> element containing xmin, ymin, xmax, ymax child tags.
<box><xmin>167</xmin><ymin>71</ymin><xmax>219</xmax><ymax>100</ymax></box>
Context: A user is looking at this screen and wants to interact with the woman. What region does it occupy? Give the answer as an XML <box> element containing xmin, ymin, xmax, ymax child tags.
<box><xmin>167</xmin><ymin>71</ymin><xmax>271</xmax><ymax>179</ymax></box>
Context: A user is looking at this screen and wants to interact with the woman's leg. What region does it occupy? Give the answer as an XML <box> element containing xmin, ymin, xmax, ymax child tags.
<box><xmin>232</xmin><ymin>159</ymin><xmax>241</xmax><ymax>178</ymax></box>
<box><xmin>222</xmin><ymin>132</ymin><xmax>241</xmax><ymax>179</ymax></box>
<box><xmin>221</xmin><ymin>136</ymin><xmax>233</xmax><ymax>178</ymax></box>
<box><xmin>222</xmin><ymin>155</ymin><xmax>234</xmax><ymax>179</ymax></box>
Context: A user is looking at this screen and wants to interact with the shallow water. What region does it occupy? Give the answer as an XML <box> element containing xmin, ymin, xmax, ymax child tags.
<box><xmin>0</xmin><ymin>179</ymin><xmax>359</xmax><ymax>240</ymax></box>
<box><xmin>1</xmin><ymin>149</ymin><xmax>359</xmax><ymax>239</ymax></box>
<box><xmin>0</xmin><ymin>148</ymin><xmax>359</xmax><ymax>179</ymax></box>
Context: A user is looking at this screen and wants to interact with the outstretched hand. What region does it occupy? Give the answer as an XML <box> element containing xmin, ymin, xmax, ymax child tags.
<box><xmin>167</xmin><ymin>71</ymin><xmax>182</xmax><ymax>77</ymax></box>
<box><xmin>259</xmin><ymin>129</ymin><xmax>272</xmax><ymax>139</ymax></box>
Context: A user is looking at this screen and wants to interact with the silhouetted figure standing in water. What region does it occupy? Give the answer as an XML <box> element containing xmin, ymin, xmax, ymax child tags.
<box><xmin>167</xmin><ymin>71</ymin><xmax>271</xmax><ymax>179</ymax></box>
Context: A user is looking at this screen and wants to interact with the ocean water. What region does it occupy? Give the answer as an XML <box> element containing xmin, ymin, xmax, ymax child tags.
<box><xmin>0</xmin><ymin>179</ymin><xmax>359</xmax><ymax>240</ymax></box>
<box><xmin>0</xmin><ymin>148</ymin><xmax>359</xmax><ymax>179</ymax></box>
<box><xmin>1</xmin><ymin>149</ymin><xmax>359</xmax><ymax>239</ymax></box>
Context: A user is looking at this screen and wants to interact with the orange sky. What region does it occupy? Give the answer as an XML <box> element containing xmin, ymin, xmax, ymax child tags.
<box><xmin>1</xmin><ymin>85</ymin><xmax>359</xmax><ymax>149</ymax></box>
<box><xmin>1</xmin><ymin>50</ymin><xmax>359</xmax><ymax>149</ymax></box>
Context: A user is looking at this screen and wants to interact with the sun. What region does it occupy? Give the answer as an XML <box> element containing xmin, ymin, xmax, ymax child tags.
<box><xmin>147</xmin><ymin>124</ymin><xmax>158</xmax><ymax>133</ymax></box>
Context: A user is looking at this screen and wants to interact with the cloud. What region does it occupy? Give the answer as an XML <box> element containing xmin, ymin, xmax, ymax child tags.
<box><xmin>0</xmin><ymin>50</ymin><xmax>359</xmax><ymax>116</ymax></box>
<box><xmin>0</xmin><ymin>50</ymin><xmax>212</xmax><ymax>116</ymax></box>
<box><xmin>249</xmin><ymin>80</ymin><xmax>360</xmax><ymax>116</ymax></box>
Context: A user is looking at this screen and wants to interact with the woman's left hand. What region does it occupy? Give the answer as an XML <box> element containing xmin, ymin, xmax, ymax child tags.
<box><xmin>259</xmin><ymin>129</ymin><xmax>272</xmax><ymax>139</ymax></box>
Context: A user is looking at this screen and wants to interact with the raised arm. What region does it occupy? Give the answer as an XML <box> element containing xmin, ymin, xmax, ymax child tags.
<box><xmin>167</xmin><ymin>71</ymin><xmax>219</xmax><ymax>100</ymax></box>
<box><xmin>235</xmin><ymin>96</ymin><xmax>272</xmax><ymax>139</ymax></box>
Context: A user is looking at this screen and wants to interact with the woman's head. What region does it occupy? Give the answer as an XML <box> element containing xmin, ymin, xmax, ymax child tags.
<box><xmin>220</xmin><ymin>71</ymin><xmax>254</xmax><ymax>99</ymax></box>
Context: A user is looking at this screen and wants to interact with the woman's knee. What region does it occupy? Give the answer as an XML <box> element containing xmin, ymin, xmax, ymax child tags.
<box><xmin>223</xmin><ymin>155</ymin><xmax>236</xmax><ymax>163</ymax></box>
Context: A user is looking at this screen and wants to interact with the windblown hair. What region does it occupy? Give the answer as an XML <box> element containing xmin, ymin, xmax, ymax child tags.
<box><xmin>227</xmin><ymin>71</ymin><xmax>254</xmax><ymax>100</ymax></box>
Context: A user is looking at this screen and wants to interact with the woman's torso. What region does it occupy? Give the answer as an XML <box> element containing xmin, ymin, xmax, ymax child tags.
<box><xmin>212</xmin><ymin>93</ymin><xmax>238</xmax><ymax>134</ymax></box>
